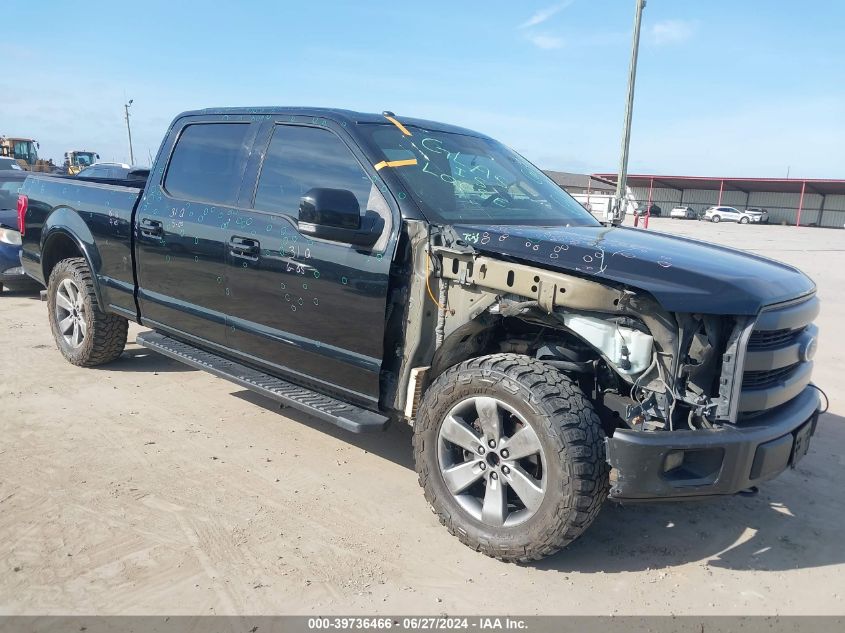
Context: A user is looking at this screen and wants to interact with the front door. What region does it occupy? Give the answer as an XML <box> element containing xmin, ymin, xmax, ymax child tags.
<box><xmin>222</xmin><ymin>121</ymin><xmax>397</xmax><ymax>407</ymax></box>
<box><xmin>135</xmin><ymin>118</ymin><xmax>259</xmax><ymax>348</ymax></box>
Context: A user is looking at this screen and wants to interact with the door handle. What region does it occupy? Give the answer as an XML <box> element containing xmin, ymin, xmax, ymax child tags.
<box><xmin>139</xmin><ymin>218</ymin><xmax>163</xmax><ymax>238</ymax></box>
<box><xmin>229</xmin><ymin>236</ymin><xmax>260</xmax><ymax>260</ymax></box>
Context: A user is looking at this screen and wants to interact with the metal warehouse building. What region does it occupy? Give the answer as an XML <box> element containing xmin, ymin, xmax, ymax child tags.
<box><xmin>595</xmin><ymin>174</ymin><xmax>845</xmax><ymax>228</ymax></box>
<box><xmin>544</xmin><ymin>171</ymin><xmax>616</xmax><ymax>195</ymax></box>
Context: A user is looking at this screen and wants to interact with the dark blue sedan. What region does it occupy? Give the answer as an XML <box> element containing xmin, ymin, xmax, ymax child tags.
<box><xmin>0</xmin><ymin>170</ymin><xmax>41</xmax><ymax>292</ymax></box>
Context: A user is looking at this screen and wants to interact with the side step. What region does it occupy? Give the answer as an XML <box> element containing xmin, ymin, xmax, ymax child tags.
<box><xmin>136</xmin><ymin>331</ymin><xmax>389</xmax><ymax>433</ymax></box>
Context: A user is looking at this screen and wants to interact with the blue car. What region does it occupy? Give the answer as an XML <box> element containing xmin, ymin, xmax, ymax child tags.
<box><xmin>0</xmin><ymin>170</ymin><xmax>40</xmax><ymax>292</ymax></box>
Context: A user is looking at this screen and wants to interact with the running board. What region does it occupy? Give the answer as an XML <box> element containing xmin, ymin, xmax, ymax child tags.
<box><xmin>136</xmin><ymin>331</ymin><xmax>389</xmax><ymax>433</ymax></box>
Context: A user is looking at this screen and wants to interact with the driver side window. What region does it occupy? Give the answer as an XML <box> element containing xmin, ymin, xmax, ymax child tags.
<box><xmin>253</xmin><ymin>125</ymin><xmax>391</xmax><ymax>250</ymax></box>
<box><xmin>254</xmin><ymin>126</ymin><xmax>372</xmax><ymax>216</ymax></box>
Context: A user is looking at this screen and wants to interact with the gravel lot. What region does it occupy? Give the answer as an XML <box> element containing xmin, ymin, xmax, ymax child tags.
<box><xmin>1</xmin><ymin>219</ymin><xmax>842</xmax><ymax>615</ymax></box>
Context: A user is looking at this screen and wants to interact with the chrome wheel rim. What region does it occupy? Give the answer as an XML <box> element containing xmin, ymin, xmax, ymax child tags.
<box><xmin>55</xmin><ymin>278</ymin><xmax>86</xmax><ymax>348</ymax></box>
<box><xmin>437</xmin><ymin>396</ymin><xmax>547</xmax><ymax>528</ymax></box>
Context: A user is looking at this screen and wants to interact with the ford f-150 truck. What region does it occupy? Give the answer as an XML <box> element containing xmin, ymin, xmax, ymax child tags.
<box><xmin>18</xmin><ymin>107</ymin><xmax>822</xmax><ymax>562</ymax></box>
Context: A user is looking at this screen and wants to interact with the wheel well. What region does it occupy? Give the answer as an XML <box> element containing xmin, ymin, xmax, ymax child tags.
<box><xmin>428</xmin><ymin>316</ymin><xmax>500</xmax><ymax>382</ymax></box>
<box><xmin>42</xmin><ymin>233</ymin><xmax>84</xmax><ymax>282</ymax></box>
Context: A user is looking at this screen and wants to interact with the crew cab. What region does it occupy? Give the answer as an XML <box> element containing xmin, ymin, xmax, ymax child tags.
<box><xmin>18</xmin><ymin>107</ymin><xmax>822</xmax><ymax>562</ymax></box>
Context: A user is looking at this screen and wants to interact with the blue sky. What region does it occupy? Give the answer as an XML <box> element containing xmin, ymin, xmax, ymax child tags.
<box><xmin>3</xmin><ymin>0</ymin><xmax>843</xmax><ymax>178</ymax></box>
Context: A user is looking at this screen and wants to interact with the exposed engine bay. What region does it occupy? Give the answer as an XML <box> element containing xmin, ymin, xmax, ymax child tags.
<box><xmin>390</xmin><ymin>223</ymin><xmax>746</xmax><ymax>436</ymax></box>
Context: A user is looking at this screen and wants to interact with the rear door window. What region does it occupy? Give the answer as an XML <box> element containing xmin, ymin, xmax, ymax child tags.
<box><xmin>164</xmin><ymin>123</ymin><xmax>251</xmax><ymax>205</ymax></box>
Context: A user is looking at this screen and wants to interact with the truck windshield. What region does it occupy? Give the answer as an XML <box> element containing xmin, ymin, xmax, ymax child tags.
<box><xmin>13</xmin><ymin>141</ymin><xmax>37</xmax><ymax>164</ymax></box>
<box><xmin>75</xmin><ymin>153</ymin><xmax>96</xmax><ymax>166</ymax></box>
<box><xmin>362</xmin><ymin>124</ymin><xmax>599</xmax><ymax>227</ymax></box>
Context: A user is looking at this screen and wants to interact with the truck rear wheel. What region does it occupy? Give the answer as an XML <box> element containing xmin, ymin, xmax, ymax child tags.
<box><xmin>47</xmin><ymin>257</ymin><xmax>128</xmax><ymax>366</ymax></box>
<box><xmin>413</xmin><ymin>354</ymin><xmax>609</xmax><ymax>562</ymax></box>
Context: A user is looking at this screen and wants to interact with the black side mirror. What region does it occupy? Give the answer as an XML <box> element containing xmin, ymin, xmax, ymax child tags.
<box><xmin>298</xmin><ymin>188</ymin><xmax>382</xmax><ymax>248</ymax></box>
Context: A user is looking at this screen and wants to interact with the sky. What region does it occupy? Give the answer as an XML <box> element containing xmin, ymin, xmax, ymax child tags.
<box><xmin>2</xmin><ymin>0</ymin><xmax>843</xmax><ymax>178</ymax></box>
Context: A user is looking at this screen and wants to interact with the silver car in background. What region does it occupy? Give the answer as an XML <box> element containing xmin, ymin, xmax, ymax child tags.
<box><xmin>744</xmin><ymin>207</ymin><xmax>770</xmax><ymax>223</ymax></box>
<box><xmin>669</xmin><ymin>205</ymin><xmax>696</xmax><ymax>219</ymax></box>
<box><xmin>702</xmin><ymin>205</ymin><xmax>765</xmax><ymax>224</ymax></box>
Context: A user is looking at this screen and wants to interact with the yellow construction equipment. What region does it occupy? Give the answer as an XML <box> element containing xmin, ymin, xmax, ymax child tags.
<box><xmin>64</xmin><ymin>150</ymin><xmax>100</xmax><ymax>175</ymax></box>
<box><xmin>0</xmin><ymin>136</ymin><xmax>54</xmax><ymax>172</ymax></box>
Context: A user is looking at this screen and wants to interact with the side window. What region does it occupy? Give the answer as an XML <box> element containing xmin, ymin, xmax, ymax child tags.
<box><xmin>254</xmin><ymin>125</ymin><xmax>373</xmax><ymax>216</ymax></box>
<box><xmin>164</xmin><ymin>123</ymin><xmax>250</xmax><ymax>205</ymax></box>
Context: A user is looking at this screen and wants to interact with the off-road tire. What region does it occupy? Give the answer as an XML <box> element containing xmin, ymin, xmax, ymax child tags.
<box><xmin>47</xmin><ymin>257</ymin><xmax>128</xmax><ymax>366</ymax></box>
<box><xmin>413</xmin><ymin>354</ymin><xmax>609</xmax><ymax>563</ymax></box>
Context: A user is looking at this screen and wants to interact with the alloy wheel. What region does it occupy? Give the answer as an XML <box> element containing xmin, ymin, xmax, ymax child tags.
<box><xmin>55</xmin><ymin>278</ymin><xmax>87</xmax><ymax>348</ymax></box>
<box><xmin>437</xmin><ymin>396</ymin><xmax>547</xmax><ymax>528</ymax></box>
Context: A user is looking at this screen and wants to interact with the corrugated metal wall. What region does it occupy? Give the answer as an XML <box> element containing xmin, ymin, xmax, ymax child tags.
<box><xmin>629</xmin><ymin>186</ymin><xmax>844</xmax><ymax>228</ymax></box>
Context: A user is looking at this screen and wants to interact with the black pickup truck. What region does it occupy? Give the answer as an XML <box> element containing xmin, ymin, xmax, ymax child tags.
<box><xmin>18</xmin><ymin>107</ymin><xmax>821</xmax><ymax>562</ymax></box>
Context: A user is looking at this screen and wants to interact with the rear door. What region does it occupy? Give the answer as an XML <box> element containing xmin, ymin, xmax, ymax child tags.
<box><xmin>135</xmin><ymin>117</ymin><xmax>259</xmax><ymax>348</ymax></box>
<box><xmin>221</xmin><ymin>120</ymin><xmax>397</xmax><ymax>407</ymax></box>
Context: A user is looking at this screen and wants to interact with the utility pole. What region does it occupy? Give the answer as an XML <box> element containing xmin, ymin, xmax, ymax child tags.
<box><xmin>608</xmin><ymin>0</ymin><xmax>646</xmax><ymax>226</ymax></box>
<box><xmin>124</xmin><ymin>99</ymin><xmax>135</xmax><ymax>165</ymax></box>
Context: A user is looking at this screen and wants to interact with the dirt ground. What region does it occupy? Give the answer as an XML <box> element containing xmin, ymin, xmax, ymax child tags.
<box><xmin>1</xmin><ymin>219</ymin><xmax>843</xmax><ymax>615</ymax></box>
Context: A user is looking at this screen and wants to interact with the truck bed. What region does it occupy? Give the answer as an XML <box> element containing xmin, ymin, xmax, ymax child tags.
<box><xmin>20</xmin><ymin>174</ymin><xmax>144</xmax><ymax>319</ymax></box>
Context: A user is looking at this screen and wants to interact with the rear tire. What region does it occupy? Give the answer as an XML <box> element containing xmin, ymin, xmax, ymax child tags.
<box><xmin>413</xmin><ymin>354</ymin><xmax>609</xmax><ymax>562</ymax></box>
<box><xmin>47</xmin><ymin>257</ymin><xmax>128</xmax><ymax>366</ymax></box>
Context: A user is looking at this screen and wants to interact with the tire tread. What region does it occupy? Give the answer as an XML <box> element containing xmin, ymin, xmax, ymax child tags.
<box><xmin>413</xmin><ymin>353</ymin><xmax>609</xmax><ymax>563</ymax></box>
<box><xmin>48</xmin><ymin>257</ymin><xmax>127</xmax><ymax>367</ymax></box>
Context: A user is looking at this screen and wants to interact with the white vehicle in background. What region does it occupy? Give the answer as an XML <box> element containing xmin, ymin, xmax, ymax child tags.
<box><xmin>744</xmin><ymin>207</ymin><xmax>770</xmax><ymax>224</ymax></box>
<box><xmin>571</xmin><ymin>192</ymin><xmax>639</xmax><ymax>221</ymax></box>
<box><xmin>702</xmin><ymin>205</ymin><xmax>760</xmax><ymax>224</ymax></box>
<box><xmin>669</xmin><ymin>205</ymin><xmax>696</xmax><ymax>220</ymax></box>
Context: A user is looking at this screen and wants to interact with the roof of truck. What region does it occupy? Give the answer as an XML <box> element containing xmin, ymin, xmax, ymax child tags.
<box><xmin>178</xmin><ymin>107</ymin><xmax>492</xmax><ymax>140</ymax></box>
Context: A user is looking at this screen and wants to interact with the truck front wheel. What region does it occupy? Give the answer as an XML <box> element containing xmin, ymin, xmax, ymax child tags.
<box><xmin>413</xmin><ymin>354</ymin><xmax>609</xmax><ymax>562</ymax></box>
<box><xmin>47</xmin><ymin>257</ymin><xmax>128</xmax><ymax>366</ymax></box>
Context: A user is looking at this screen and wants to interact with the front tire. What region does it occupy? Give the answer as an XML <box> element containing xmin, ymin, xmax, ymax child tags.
<box><xmin>413</xmin><ymin>354</ymin><xmax>609</xmax><ymax>562</ymax></box>
<box><xmin>739</xmin><ymin>216</ymin><xmax>749</xmax><ymax>224</ymax></box>
<box><xmin>47</xmin><ymin>257</ymin><xmax>128</xmax><ymax>366</ymax></box>
<box><xmin>711</xmin><ymin>215</ymin><xmax>721</xmax><ymax>223</ymax></box>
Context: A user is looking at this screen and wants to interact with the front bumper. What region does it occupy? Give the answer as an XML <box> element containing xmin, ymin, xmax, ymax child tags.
<box><xmin>606</xmin><ymin>386</ymin><xmax>820</xmax><ymax>501</ymax></box>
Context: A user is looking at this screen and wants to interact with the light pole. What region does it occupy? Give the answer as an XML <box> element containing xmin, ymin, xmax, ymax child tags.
<box><xmin>608</xmin><ymin>0</ymin><xmax>646</xmax><ymax>226</ymax></box>
<box><xmin>124</xmin><ymin>99</ymin><xmax>135</xmax><ymax>165</ymax></box>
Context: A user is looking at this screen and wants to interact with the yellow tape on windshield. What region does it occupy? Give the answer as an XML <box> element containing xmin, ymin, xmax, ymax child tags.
<box><xmin>385</xmin><ymin>115</ymin><xmax>412</xmax><ymax>136</ymax></box>
<box><xmin>374</xmin><ymin>158</ymin><xmax>418</xmax><ymax>171</ymax></box>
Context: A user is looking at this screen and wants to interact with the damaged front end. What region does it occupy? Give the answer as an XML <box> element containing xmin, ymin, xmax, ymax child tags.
<box><xmin>394</xmin><ymin>225</ymin><xmax>821</xmax><ymax>501</ymax></box>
